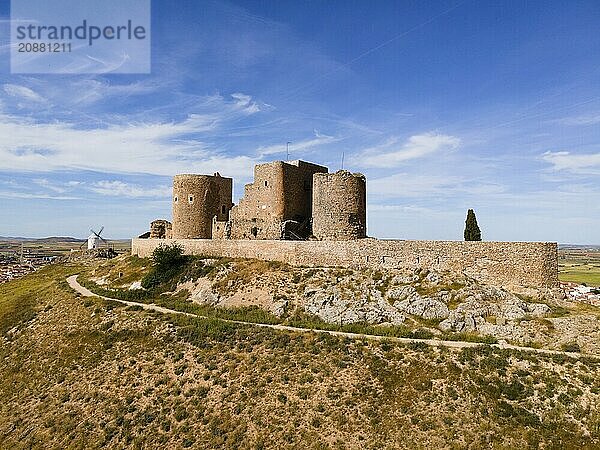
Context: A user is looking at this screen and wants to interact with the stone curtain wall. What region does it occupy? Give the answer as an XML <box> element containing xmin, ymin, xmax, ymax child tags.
<box><xmin>132</xmin><ymin>238</ymin><xmax>558</xmax><ymax>289</ymax></box>
<box><xmin>172</xmin><ymin>174</ymin><xmax>233</xmax><ymax>239</ymax></box>
<box><xmin>312</xmin><ymin>171</ymin><xmax>367</xmax><ymax>240</ymax></box>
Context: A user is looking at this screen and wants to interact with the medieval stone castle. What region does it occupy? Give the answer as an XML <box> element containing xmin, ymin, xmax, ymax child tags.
<box><xmin>133</xmin><ymin>159</ymin><xmax>558</xmax><ymax>292</ymax></box>
<box><xmin>147</xmin><ymin>160</ymin><xmax>366</xmax><ymax>242</ymax></box>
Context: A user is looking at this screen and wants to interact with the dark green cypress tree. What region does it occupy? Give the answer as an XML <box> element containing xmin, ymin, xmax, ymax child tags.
<box><xmin>464</xmin><ymin>209</ymin><xmax>482</xmax><ymax>241</ymax></box>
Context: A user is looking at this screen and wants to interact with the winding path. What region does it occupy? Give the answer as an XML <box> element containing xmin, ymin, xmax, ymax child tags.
<box><xmin>67</xmin><ymin>275</ymin><xmax>591</xmax><ymax>358</ymax></box>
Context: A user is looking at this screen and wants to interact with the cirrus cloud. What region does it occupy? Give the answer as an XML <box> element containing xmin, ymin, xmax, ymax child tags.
<box><xmin>0</xmin><ymin>92</ymin><xmax>263</xmax><ymax>178</ymax></box>
<box><xmin>3</xmin><ymin>83</ymin><xmax>47</xmax><ymax>103</ymax></box>
<box><xmin>352</xmin><ymin>132</ymin><xmax>461</xmax><ymax>168</ymax></box>
<box><xmin>542</xmin><ymin>151</ymin><xmax>600</xmax><ymax>174</ymax></box>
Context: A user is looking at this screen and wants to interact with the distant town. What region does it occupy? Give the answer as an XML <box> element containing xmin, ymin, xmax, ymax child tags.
<box><xmin>0</xmin><ymin>249</ymin><xmax>57</xmax><ymax>283</ymax></box>
<box><xmin>0</xmin><ymin>237</ymin><xmax>131</xmax><ymax>284</ymax></box>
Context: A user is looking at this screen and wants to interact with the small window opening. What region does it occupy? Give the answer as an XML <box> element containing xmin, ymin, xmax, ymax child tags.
<box><xmin>251</xmin><ymin>226</ymin><xmax>258</xmax><ymax>237</ymax></box>
<box><xmin>264</xmin><ymin>180</ymin><xmax>268</xmax><ymax>187</ymax></box>
<box><xmin>188</xmin><ymin>195</ymin><xmax>194</xmax><ymax>204</ymax></box>
<box><xmin>174</xmin><ymin>196</ymin><xmax>178</xmax><ymax>203</ymax></box>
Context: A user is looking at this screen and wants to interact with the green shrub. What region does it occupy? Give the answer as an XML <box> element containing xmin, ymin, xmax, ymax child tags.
<box><xmin>141</xmin><ymin>243</ymin><xmax>187</xmax><ymax>290</ymax></box>
<box><xmin>561</xmin><ymin>342</ymin><xmax>581</xmax><ymax>353</ymax></box>
<box><xmin>152</xmin><ymin>243</ymin><xmax>185</xmax><ymax>268</ymax></box>
<box><xmin>442</xmin><ymin>332</ymin><xmax>498</xmax><ymax>344</ymax></box>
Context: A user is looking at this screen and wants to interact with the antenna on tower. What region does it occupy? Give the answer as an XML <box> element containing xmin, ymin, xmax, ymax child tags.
<box><xmin>341</xmin><ymin>152</ymin><xmax>345</xmax><ymax>170</ymax></box>
<box><xmin>286</xmin><ymin>141</ymin><xmax>291</xmax><ymax>161</ymax></box>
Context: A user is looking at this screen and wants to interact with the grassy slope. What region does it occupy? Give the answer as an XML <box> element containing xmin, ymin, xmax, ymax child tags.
<box><xmin>2</xmin><ymin>262</ymin><xmax>600</xmax><ymax>448</ymax></box>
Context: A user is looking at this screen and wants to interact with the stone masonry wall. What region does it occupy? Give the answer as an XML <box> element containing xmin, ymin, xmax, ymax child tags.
<box><xmin>132</xmin><ymin>238</ymin><xmax>558</xmax><ymax>290</ymax></box>
<box><xmin>282</xmin><ymin>160</ymin><xmax>328</xmax><ymax>221</ymax></box>
<box><xmin>172</xmin><ymin>174</ymin><xmax>232</xmax><ymax>239</ymax></box>
<box><xmin>229</xmin><ymin>162</ymin><xmax>286</xmax><ymax>239</ymax></box>
<box><xmin>212</xmin><ymin>219</ymin><xmax>230</xmax><ymax>240</ymax></box>
<box><xmin>229</xmin><ymin>160</ymin><xmax>327</xmax><ymax>240</ymax></box>
<box><xmin>313</xmin><ymin>171</ymin><xmax>366</xmax><ymax>240</ymax></box>
<box><xmin>150</xmin><ymin>220</ymin><xmax>172</xmax><ymax>239</ymax></box>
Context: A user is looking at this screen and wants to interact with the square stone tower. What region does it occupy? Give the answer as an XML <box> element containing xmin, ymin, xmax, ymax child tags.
<box><xmin>229</xmin><ymin>160</ymin><xmax>328</xmax><ymax>239</ymax></box>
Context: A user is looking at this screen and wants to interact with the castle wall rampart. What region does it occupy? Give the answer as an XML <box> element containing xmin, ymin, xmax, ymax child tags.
<box><xmin>132</xmin><ymin>238</ymin><xmax>558</xmax><ymax>290</ymax></box>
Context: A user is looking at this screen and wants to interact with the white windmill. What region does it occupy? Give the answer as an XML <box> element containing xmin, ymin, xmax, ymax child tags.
<box><xmin>87</xmin><ymin>226</ymin><xmax>107</xmax><ymax>250</ymax></box>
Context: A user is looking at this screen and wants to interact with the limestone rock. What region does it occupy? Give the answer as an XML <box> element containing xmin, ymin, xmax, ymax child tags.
<box><xmin>390</xmin><ymin>273</ymin><xmax>419</xmax><ymax>284</ymax></box>
<box><xmin>527</xmin><ymin>302</ymin><xmax>551</xmax><ymax>316</ymax></box>
<box><xmin>271</xmin><ymin>299</ymin><xmax>288</xmax><ymax>317</ymax></box>
<box><xmin>386</xmin><ymin>285</ymin><xmax>417</xmax><ymax>302</ymax></box>
<box><xmin>393</xmin><ymin>295</ymin><xmax>449</xmax><ymax>320</ymax></box>
<box><xmin>128</xmin><ymin>281</ymin><xmax>143</xmax><ymax>290</ymax></box>
<box><xmin>425</xmin><ymin>272</ymin><xmax>440</xmax><ymax>284</ymax></box>
<box><xmin>190</xmin><ymin>285</ymin><xmax>220</xmax><ymax>305</ymax></box>
<box><xmin>304</xmin><ymin>288</ymin><xmax>405</xmax><ymax>325</ymax></box>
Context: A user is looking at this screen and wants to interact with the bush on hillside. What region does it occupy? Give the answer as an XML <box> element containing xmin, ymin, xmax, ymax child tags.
<box><xmin>152</xmin><ymin>243</ymin><xmax>185</xmax><ymax>269</ymax></box>
<box><xmin>141</xmin><ymin>243</ymin><xmax>187</xmax><ymax>290</ymax></box>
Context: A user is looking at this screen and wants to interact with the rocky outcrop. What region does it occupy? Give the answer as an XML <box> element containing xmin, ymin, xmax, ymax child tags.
<box><xmin>439</xmin><ymin>296</ymin><xmax>550</xmax><ymax>334</ymax></box>
<box><xmin>187</xmin><ymin>278</ymin><xmax>221</xmax><ymax>305</ymax></box>
<box><xmin>391</xmin><ymin>287</ymin><xmax>449</xmax><ymax>320</ymax></box>
<box><xmin>169</xmin><ymin>261</ymin><xmax>555</xmax><ymax>343</ymax></box>
<box><xmin>304</xmin><ymin>287</ymin><xmax>405</xmax><ymax>325</ymax></box>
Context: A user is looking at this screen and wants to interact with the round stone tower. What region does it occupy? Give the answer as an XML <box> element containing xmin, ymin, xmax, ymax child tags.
<box><xmin>312</xmin><ymin>170</ymin><xmax>367</xmax><ymax>240</ymax></box>
<box><xmin>172</xmin><ymin>174</ymin><xmax>233</xmax><ymax>239</ymax></box>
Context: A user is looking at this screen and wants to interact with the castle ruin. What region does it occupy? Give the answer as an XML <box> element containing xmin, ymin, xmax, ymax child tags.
<box><xmin>312</xmin><ymin>170</ymin><xmax>367</xmax><ymax>240</ymax></box>
<box><xmin>134</xmin><ymin>159</ymin><xmax>559</xmax><ymax>291</ymax></box>
<box><xmin>154</xmin><ymin>160</ymin><xmax>367</xmax><ymax>242</ymax></box>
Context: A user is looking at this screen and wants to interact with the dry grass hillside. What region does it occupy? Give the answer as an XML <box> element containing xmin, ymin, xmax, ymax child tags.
<box><xmin>2</xmin><ymin>257</ymin><xmax>600</xmax><ymax>448</ymax></box>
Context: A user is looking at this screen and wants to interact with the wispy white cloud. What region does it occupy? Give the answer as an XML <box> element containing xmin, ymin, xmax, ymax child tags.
<box><xmin>231</xmin><ymin>93</ymin><xmax>261</xmax><ymax>114</ymax></box>
<box><xmin>368</xmin><ymin>204</ymin><xmax>442</xmax><ymax>214</ymax></box>
<box><xmin>33</xmin><ymin>178</ymin><xmax>67</xmax><ymax>193</ymax></box>
<box><xmin>369</xmin><ymin>172</ymin><xmax>462</xmax><ymax>197</ymax></box>
<box><xmin>3</xmin><ymin>84</ymin><xmax>47</xmax><ymax>103</ymax></box>
<box><xmin>353</xmin><ymin>132</ymin><xmax>461</xmax><ymax>168</ymax></box>
<box><xmin>542</xmin><ymin>151</ymin><xmax>600</xmax><ymax>174</ymax></box>
<box><xmin>368</xmin><ymin>172</ymin><xmax>505</xmax><ymax>198</ymax></box>
<box><xmin>0</xmin><ymin>190</ymin><xmax>79</xmax><ymax>200</ymax></box>
<box><xmin>554</xmin><ymin>114</ymin><xmax>600</xmax><ymax>126</ymax></box>
<box><xmin>89</xmin><ymin>181</ymin><xmax>171</xmax><ymax>198</ymax></box>
<box><xmin>256</xmin><ymin>129</ymin><xmax>339</xmax><ymax>157</ymax></box>
<box><xmin>0</xmin><ymin>93</ymin><xmax>263</xmax><ymax>178</ymax></box>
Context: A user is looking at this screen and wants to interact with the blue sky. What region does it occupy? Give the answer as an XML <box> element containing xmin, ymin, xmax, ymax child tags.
<box><xmin>0</xmin><ymin>0</ymin><xmax>599</xmax><ymax>243</ymax></box>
